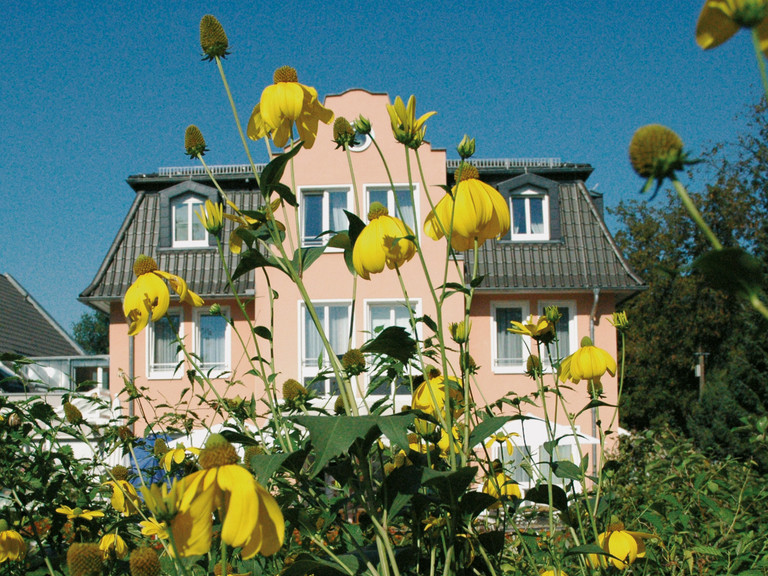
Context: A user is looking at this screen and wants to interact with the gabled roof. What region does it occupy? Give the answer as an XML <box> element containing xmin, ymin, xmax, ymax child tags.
<box><xmin>0</xmin><ymin>273</ymin><xmax>83</xmax><ymax>357</ymax></box>
<box><xmin>468</xmin><ymin>179</ymin><xmax>644</xmax><ymax>293</ymax></box>
<box><xmin>79</xmin><ymin>181</ymin><xmax>261</xmax><ymax>311</ymax></box>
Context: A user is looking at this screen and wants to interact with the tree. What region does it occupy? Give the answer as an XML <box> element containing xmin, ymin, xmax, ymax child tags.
<box><xmin>72</xmin><ymin>311</ymin><xmax>109</xmax><ymax>355</ymax></box>
<box><xmin>612</xmin><ymin>101</ymin><xmax>768</xmax><ymax>465</ymax></box>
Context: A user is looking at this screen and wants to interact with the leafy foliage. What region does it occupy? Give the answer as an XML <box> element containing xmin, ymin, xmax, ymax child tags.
<box><xmin>71</xmin><ymin>311</ymin><xmax>109</xmax><ymax>355</ymax></box>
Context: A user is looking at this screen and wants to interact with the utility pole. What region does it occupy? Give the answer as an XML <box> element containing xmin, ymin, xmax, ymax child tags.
<box><xmin>694</xmin><ymin>348</ymin><xmax>709</xmax><ymax>400</ymax></box>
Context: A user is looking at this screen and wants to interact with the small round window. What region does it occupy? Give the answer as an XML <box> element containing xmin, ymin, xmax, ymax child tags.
<box><xmin>349</xmin><ymin>128</ymin><xmax>373</xmax><ymax>152</ymax></box>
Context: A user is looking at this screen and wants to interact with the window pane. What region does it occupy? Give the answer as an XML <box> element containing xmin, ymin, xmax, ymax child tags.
<box><xmin>328</xmin><ymin>305</ymin><xmax>349</xmax><ymax>355</ymax></box>
<box><xmin>153</xmin><ymin>314</ymin><xmax>180</xmax><ymax>372</ymax></box>
<box><xmin>304</xmin><ymin>307</ymin><xmax>324</xmax><ymax>366</ymax></box>
<box><xmin>511</xmin><ymin>198</ymin><xmax>527</xmax><ymax>234</ymax></box>
<box><xmin>495</xmin><ymin>307</ymin><xmax>523</xmax><ymax>366</ymax></box>
<box><xmin>556</xmin><ymin>306</ymin><xmax>570</xmax><ymax>357</ymax></box>
<box><xmin>191</xmin><ymin>203</ymin><xmax>207</xmax><ymax>241</ymax></box>
<box><xmin>329</xmin><ymin>191</ymin><xmax>348</xmax><ymax>232</ymax></box>
<box><xmin>529</xmin><ymin>198</ymin><xmax>544</xmax><ymax>234</ymax></box>
<box><xmin>174</xmin><ymin>205</ymin><xmax>188</xmax><ymax>242</ymax></box>
<box><xmin>395</xmin><ymin>189</ymin><xmax>416</xmax><ymax>231</ymax></box>
<box><xmin>370</xmin><ymin>306</ymin><xmax>391</xmax><ymax>334</ymax></box>
<box><xmin>303</xmin><ymin>193</ymin><xmax>323</xmax><ymax>244</ymax></box>
<box><xmin>199</xmin><ymin>314</ymin><xmax>227</xmax><ymax>369</ymax></box>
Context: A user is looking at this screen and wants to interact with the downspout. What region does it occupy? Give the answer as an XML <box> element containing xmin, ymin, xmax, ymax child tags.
<box><xmin>589</xmin><ymin>288</ymin><xmax>600</xmax><ymax>476</ymax></box>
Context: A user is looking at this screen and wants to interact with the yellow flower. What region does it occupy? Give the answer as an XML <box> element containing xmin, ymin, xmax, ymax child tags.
<box><xmin>696</xmin><ymin>0</ymin><xmax>768</xmax><ymax>54</ymax></box>
<box><xmin>140</xmin><ymin>481</ymin><xmax>185</xmax><ymax>523</ymax></box>
<box><xmin>482</xmin><ymin>471</ymin><xmax>521</xmax><ymax>504</ymax></box>
<box><xmin>508</xmin><ymin>314</ymin><xmax>555</xmax><ymax>342</ymax></box>
<box><xmin>558</xmin><ymin>337</ymin><xmax>617</xmax><ymax>384</ymax></box>
<box><xmin>139</xmin><ymin>518</ymin><xmax>169</xmax><ymax>540</ymax></box>
<box><xmin>196</xmin><ymin>200</ymin><xmax>224</xmax><ymax>236</ymax></box>
<box><xmin>587</xmin><ymin>523</ymin><xmax>654</xmax><ymax>570</ymax></box>
<box><xmin>160</xmin><ymin>443</ymin><xmax>200</xmax><ymax>472</ymax></box>
<box><xmin>484</xmin><ymin>432</ymin><xmax>518</xmax><ymax>456</ymax></box>
<box><xmin>55</xmin><ymin>505</ymin><xmax>105</xmax><ymax>521</ymax></box>
<box><xmin>424</xmin><ymin>164</ymin><xmax>510</xmax><ymax>251</ymax></box>
<box><xmin>540</xmin><ymin>570</ymin><xmax>568</xmax><ymax>576</ymax></box>
<box><xmin>172</xmin><ymin>434</ymin><xmax>284</xmax><ymax>559</ymax></box>
<box><xmin>247</xmin><ymin>66</ymin><xmax>334</xmax><ymax>149</ymax></box>
<box><xmin>103</xmin><ymin>480</ymin><xmax>141</xmax><ymax>515</ymax></box>
<box><xmin>353</xmin><ymin>202</ymin><xmax>417</xmax><ymax>280</ymax></box>
<box><xmin>386</xmin><ymin>95</ymin><xmax>436</xmax><ymax>149</ymax></box>
<box><xmin>412</xmin><ymin>375</ymin><xmax>463</xmax><ymax>434</ymax></box>
<box><xmin>0</xmin><ymin>525</ymin><xmax>26</xmax><ymax>563</ymax></box>
<box><xmin>123</xmin><ymin>255</ymin><xmax>204</xmax><ymax>336</ymax></box>
<box><xmin>99</xmin><ymin>533</ymin><xmax>128</xmax><ymax>560</ymax></box>
<box><xmin>437</xmin><ymin>426</ymin><xmax>462</xmax><ymax>455</ymax></box>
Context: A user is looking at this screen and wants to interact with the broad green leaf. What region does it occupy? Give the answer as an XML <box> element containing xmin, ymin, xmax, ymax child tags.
<box><xmin>292</xmin><ymin>415</ymin><xmax>382</xmax><ymax>476</ymax></box>
<box><xmin>574</xmin><ymin>399</ymin><xmax>615</xmax><ymax>418</ymax></box>
<box><xmin>468</xmin><ymin>416</ymin><xmax>511</xmax><ymax>448</ymax></box>
<box><xmin>376</xmin><ymin>413</ymin><xmax>416</xmax><ymax>452</ymax></box>
<box><xmin>553</xmin><ymin>460</ymin><xmax>583</xmax><ymax>481</ymax></box>
<box><xmin>693</xmin><ymin>247</ymin><xmax>764</xmax><ymax>299</ymax></box>
<box><xmin>232</xmin><ymin>249</ymin><xmax>283</xmax><ymax>280</ymax></box>
<box><xmin>260</xmin><ymin>142</ymin><xmax>303</xmax><ymax>197</ymax></box>
<box><xmin>525</xmin><ymin>484</ymin><xmax>569</xmax><ymax>512</ymax></box>
<box><xmin>248</xmin><ymin>453</ymin><xmax>292</xmax><ymax>485</ymax></box>
<box><xmin>292</xmin><ymin>245</ymin><xmax>327</xmax><ymax>273</ymax></box>
<box><xmin>360</xmin><ymin>326</ymin><xmax>417</xmax><ymax>363</ymax></box>
<box><xmin>422</xmin><ymin>466</ymin><xmax>477</xmax><ymax>502</ymax></box>
<box><xmin>272</xmin><ymin>183</ymin><xmax>298</xmax><ymax>207</ymax></box>
<box><xmin>253</xmin><ymin>326</ymin><xmax>272</xmax><ymax>341</ymax></box>
<box><xmin>469</xmin><ymin>275</ymin><xmax>486</xmax><ymax>288</ymax></box>
<box><xmin>344</xmin><ymin>210</ymin><xmax>366</xmax><ymax>246</ymax></box>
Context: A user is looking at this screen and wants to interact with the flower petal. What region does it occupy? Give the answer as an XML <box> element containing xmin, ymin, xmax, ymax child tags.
<box><xmin>696</xmin><ymin>2</ymin><xmax>740</xmax><ymax>49</ymax></box>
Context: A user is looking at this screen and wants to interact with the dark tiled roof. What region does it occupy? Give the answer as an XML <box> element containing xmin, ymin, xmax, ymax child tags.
<box><xmin>79</xmin><ymin>189</ymin><xmax>260</xmax><ymax>310</ymax></box>
<box><xmin>0</xmin><ymin>274</ymin><xmax>83</xmax><ymax>357</ymax></box>
<box><xmin>468</xmin><ymin>181</ymin><xmax>643</xmax><ymax>293</ymax></box>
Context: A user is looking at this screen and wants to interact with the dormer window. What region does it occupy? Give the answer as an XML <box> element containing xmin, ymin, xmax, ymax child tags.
<box><xmin>509</xmin><ymin>190</ymin><xmax>549</xmax><ymax>241</ymax></box>
<box><xmin>172</xmin><ymin>194</ymin><xmax>208</xmax><ymax>247</ymax></box>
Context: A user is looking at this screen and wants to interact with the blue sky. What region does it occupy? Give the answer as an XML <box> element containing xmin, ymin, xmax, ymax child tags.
<box><xmin>1</xmin><ymin>1</ymin><xmax>762</xmax><ymax>336</ymax></box>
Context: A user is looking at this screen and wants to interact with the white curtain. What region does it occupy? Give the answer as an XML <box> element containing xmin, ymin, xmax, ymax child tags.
<box><xmin>495</xmin><ymin>307</ymin><xmax>523</xmax><ymax>366</ymax></box>
<box><xmin>199</xmin><ymin>314</ymin><xmax>226</xmax><ymax>369</ymax></box>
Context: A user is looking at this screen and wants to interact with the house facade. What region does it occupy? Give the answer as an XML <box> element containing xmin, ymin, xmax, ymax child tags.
<box><xmin>80</xmin><ymin>90</ymin><xmax>642</xmax><ymax>480</ymax></box>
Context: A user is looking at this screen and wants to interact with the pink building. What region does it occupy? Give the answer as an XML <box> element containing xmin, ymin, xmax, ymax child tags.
<box><xmin>80</xmin><ymin>90</ymin><xmax>642</xmax><ymax>483</ymax></box>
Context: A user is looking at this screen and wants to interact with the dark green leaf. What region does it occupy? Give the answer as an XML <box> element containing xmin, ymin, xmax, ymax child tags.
<box><xmin>460</xmin><ymin>491</ymin><xmax>498</xmax><ymax>518</ymax></box>
<box><xmin>344</xmin><ymin>210</ymin><xmax>367</xmax><ymax>246</ymax></box>
<box><xmin>477</xmin><ymin>531</ymin><xmax>505</xmax><ymax>554</ymax></box>
<box><xmin>525</xmin><ymin>484</ymin><xmax>569</xmax><ymax>512</ymax></box>
<box><xmin>553</xmin><ymin>460</ymin><xmax>583</xmax><ymax>481</ymax></box>
<box><xmin>248</xmin><ymin>453</ymin><xmax>292</xmax><ymax>485</ymax></box>
<box><xmin>422</xmin><ymin>466</ymin><xmax>477</xmax><ymax>502</ymax></box>
<box><xmin>421</xmin><ymin>314</ymin><xmax>438</xmax><ymax>334</ymax></box>
<box><xmin>468</xmin><ymin>416</ymin><xmax>511</xmax><ymax>448</ymax></box>
<box><xmin>232</xmin><ymin>249</ymin><xmax>282</xmax><ymax>280</ymax></box>
<box><xmin>360</xmin><ymin>326</ymin><xmax>417</xmax><ymax>363</ymax></box>
<box><xmin>292</xmin><ymin>246</ymin><xmax>326</xmax><ymax>273</ymax></box>
<box><xmin>693</xmin><ymin>247</ymin><xmax>764</xmax><ymax>299</ymax></box>
<box><xmin>469</xmin><ymin>275</ymin><xmax>485</xmax><ymax>288</ymax></box>
<box><xmin>253</xmin><ymin>326</ymin><xmax>272</xmax><ymax>341</ymax></box>
<box><xmin>272</xmin><ymin>183</ymin><xmax>298</xmax><ymax>207</ymax></box>
<box><xmin>260</xmin><ymin>143</ymin><xmax>303</xmax><ymax>196</ymax></box>
<box><xmin>565</xmin><ymin>544</ymin><xmax>608</xmax><ymax>558</ymax></box>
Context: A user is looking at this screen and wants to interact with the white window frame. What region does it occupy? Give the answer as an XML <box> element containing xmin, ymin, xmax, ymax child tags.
<box><xmin>365</xmin><ymin>184</ymin><xmax>419</xmax><ymax>233</ymax></box>
<box><xmin>508</xmin><ymin>190</ymin><xmax>549</xmax><ymax>241</ymax></box>
<box><xmin>299</xmin><ymin>300</ymin><xmax>352</xmax><ymax>397</ymax></box>
<box><xmin>193</xmin><ymin>306</ymin><xmax>231</xmax><ymax>376</ymax></box>
<box><xmin>299</xmin><ymin>186</ymin><xmax>351</xmax><ymax>247</ymax></box>
<box><xmin>490</xmin><ymin>301</ymin><xmax>530</xmax><ymax>374</ymax></box>
<box><xmin>538</xmin><ymin>300</ymin><xmax>577</xmax><ymax>369</ymax></box>
<box><xmin>147</xmin><ymin>309</ymin><xmax>183</xmax><ymax>380</ymax></box>
<box><xmin>365</xmin><ymin>299</ymin><xmax>421</xmax><ymax>399</ymax></box>
<box><xmin>172</xmin><ymin>194</ymin><xmax>208</xmax><ymax>248</ymax></box>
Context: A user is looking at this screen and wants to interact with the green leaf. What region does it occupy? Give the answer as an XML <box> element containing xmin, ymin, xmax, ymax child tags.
<box><xmin>260</xmin><ymin>142</ymin><xmax>303</xmax><ymax>197</ymax></box>
<box><xmin>248</xmin><ymin>453</ymin><xmax>292</xmax><ymax>485</ymax></box>
<box><xmin>469</xmin><ymin>275</ymin><xmax>485</xmax><ymax>288</ymax></box>
<box><xmin>360</xmin><ymin>326</ymin><xmax>417</xmax><ymax>363</ymax></box>
<box><xmin>253</xmin><ymin>326</ymin><xmax>272</xmax><ymax>341</ymax></box>
<box><xmin>693</xmin><ymin>247</ymin><xmax>764</xmax><ymax>299</ymax></box>
<box><xmin>281</xmin><ymin>554</ymin><xmax>355</xmax><ymax>576</ymax></box>
<box><xmin>565</xmin><ymin>543</ymin><xmax>608</xmax><ymax>557</ymax></box>
<box><xmin>460</xmin><ymin>491</ymin><xmax>498</xmax><ymax>518</ymax></box>
<box><xmin>422</xmin><ymin>467</ymin><xmax>477</xmax><ymax>502</ymax></box>
<box><xmin>272</xmin><ymin>183</ymin><xmax>298</xmax><ymax>207</ymax></box>
<box><xmin>525</xmin><ymin>484</ymin><xmax>569</xmax><ymax>512</ymax></box>
<box><xmin>232</xmin><ymin>249</ymin><xmax>282</xmax><ymax>280</ymax></box>
<box><xmin>553</xmin><ymin>460</ymin><xmax>583</xmax><ymax>481</ymax></box>
<box><xmin>468</xmin><ymin>416</ymin><xmax>511</xmax><ymax>448</ymax></box>
<box><xmin>440</xmin><ymin>281</ymin><xmax>470</xmax><ymax>296</ymax></box>
<box><xmin>421</xmin><ymin>314</ymin><xmax>438</xmax><ymax>334</ymax></box>
<box><xmin>291</xmin><ymin>415</ymin><xmax>382</xmax><ymax>476</ymax></box>
<box><xmin>574</xmin><ymin>399</ymin><xmax>616</xmax><ymax>418</ymax></box>
<box><xmin>344</xmin><ymin>210</ymin><xmax>367</xmax><ymax>246</ymax></box>
<box><xmin>292</xmin><ymin>246</ymin><xmax>326</xmax><ymax>273</ymax></box>
<box><xmin>376</xmin><ymin>413</ymin><xmax>416</xmax><ymax>452</ymax></box>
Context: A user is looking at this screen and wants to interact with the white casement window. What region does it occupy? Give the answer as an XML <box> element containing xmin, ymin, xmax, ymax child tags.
<box><xmin>194</xmin><ymin>308</ymin><xmax>230</xmax><ymax>375</ymax></box>
<box><xmin>538</xmin><ymin>443</ymin><xmax>575</xmax><ymax>487</ymax></box>
<box><xmin>366</xmin><ymin>186</ymin><xmax>418</xmax><ymax>232</ymax></box>
<box><xmin>172</xmin><ymin>195</ymin><xmax>208</xmax><ymax>247</ymax></box>
<box><xmin>148</xmin><ymin>309</ymin><xmax>182</xmax><ymax>379</ymax></box>
<box><xmin>491</xmin><ymin>302</ymin><xmax>530</xmax><ymax>373</ymax></box>
<box><xmin>539</xmin><ymin>301</ymin><xmax>577</xmax><ymax>367</ymax></box>
<box><xmin>300</xmin><ymin>187</ymin><xmax>350</xmax><ymax>246</ymax></box>
<box><xmin>301</xmin><ymin>302</ymin><xmax>351</xmax><ymax>396</ymax></box>
<box><xmin>508</xmin><ymin>191</ymin><xmax>549</xmax><ymax>241</ymax></box>
<box><xmin>367</xmin><ymin>301</ymin><xmax>419</xmax><ymax>396</ymax></box>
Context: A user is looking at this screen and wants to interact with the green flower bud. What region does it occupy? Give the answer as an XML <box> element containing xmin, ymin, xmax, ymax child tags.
<box><xmin>457</xmin><ymin>134</ymin><xmax>476</xmax><ymax>159</ymax></box>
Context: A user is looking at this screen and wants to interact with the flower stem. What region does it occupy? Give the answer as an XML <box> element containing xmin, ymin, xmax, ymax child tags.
<box><xmin>751</xmin><ymin>29</ymin><xmax>768</xmax><ymax>101</ymax></box>
<box><xmin>671</xmin><ymin>177</ymin><xmax>723</xmax><ymax>250</ymax></box>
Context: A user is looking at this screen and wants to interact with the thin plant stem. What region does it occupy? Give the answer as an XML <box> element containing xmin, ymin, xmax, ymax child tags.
<box><xmin>671</xmin><ymin>177</ymin><xmax>723</xmax><ymax>250</ymax></box>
